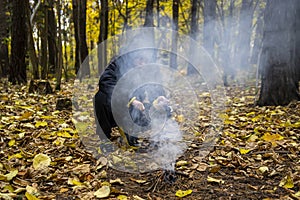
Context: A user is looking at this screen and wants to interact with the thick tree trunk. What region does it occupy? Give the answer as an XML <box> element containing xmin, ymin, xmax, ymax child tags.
<box><xmin>0</xmin><ymin>0</ymin><xmax>9</xmax><ymax>78</ymax></box>
<box><xmin>98</xmin><ymin>0</ymin><xmax>108</xmax><ymax>74</ymax></box>
<box><xmin>9</xmin><ymin>0</ymin><xmax>27</xmax><ymax>84</ymax></box>
<box><xmin>144</xmin><ymin>0</ymin><xmax>154</xmax><ymax>27</ymax></box>
<box><xmin>258</xmin><ymin>0</ymin><xmax>300</xmax><ymax>106</ymax></box>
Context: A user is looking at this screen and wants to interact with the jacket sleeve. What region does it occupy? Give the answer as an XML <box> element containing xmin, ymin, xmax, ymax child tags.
<box><xmin>98</xmin><ymin>61</ymin><xmax>120</xmax><ymax>102</ymax></box>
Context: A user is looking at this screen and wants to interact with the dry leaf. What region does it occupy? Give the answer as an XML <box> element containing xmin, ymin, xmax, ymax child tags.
<box><xmin>32</xmin><ymin>154</ymin><xmax>51</xmax><ymax>170</ymax></box>
<box><xmin>94</xmin><ymin>186</ymin><xmax>110</xmax><ymax>198</ymax></box>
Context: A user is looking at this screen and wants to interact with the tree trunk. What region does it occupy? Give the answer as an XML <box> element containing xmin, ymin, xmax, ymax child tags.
<box><xmin>170</xmin><ymin>0</ymin><xmax>179</xmax><ymax>69</ymax></box>
<box><xmin>236</xmin><ymin>0</ymin><xmax>255</xmax><ymax>71</ymax></box>
<box><xmin>258</xmin><ymin>0</ymin><xmax>300</xmax><ymax>106</ymax></box>
<box><xmin>9</xmin><ymin>0</ymin><xmax>27</xmax><ymax>84</ymax></box>
<box><xmin>187</xmin><ymin>0</ymin><xmax>199</xmax><ymax>75</ymax></box>
<box><xmin>41</xmin><ymin>2</ymin><xmax>48</xmax><ymax>79</ymax></box>
<box><xmin>296</xmin><ymin>2</ymin><xmax>300</xmax><ymax>81</ymax></box>
<box><xmin>203</xmin><ymin>0</ymin><xmax>217</xmax><ymax>57</ymax></box>
<box><xmin>98</xmin><ymin>0</ymin><xmax>108</xmax><ymax>74</ymax></box>
<box><xmin>79</xmin><ymin>0</ymin><xmax>89</xmax><ymax>77</ymax></box>
<box><xmin>25</xmin><ymin>0</ymin><xmax>39</xmax><ymax>79</ymax></box>
<box><xmin>0</xmin><ymin>0</ymin><xmax>9</xmax><ymax>78</ymax></box>
<box><xmin>55</xmin><ymin>0</ymin><xmax>63</xmax><ymax>90</ymax></box>
<box><xmin>48</xmin><ymin>0</ymin><xmax>57</xmax><ymax>75</ymax></box>
<box><xmin>144</xmin><ymin>0</ymin><xmax>154</xmax><ymax>27</ymax></box>
<box><xmin>72</xmin><ymin>0</ymin><xmax>80</xmax><ymax>74</ymax></box>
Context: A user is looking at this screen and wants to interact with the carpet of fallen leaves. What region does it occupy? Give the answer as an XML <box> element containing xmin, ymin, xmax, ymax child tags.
<box><xmin>0</xmin><ymin>78</ymin><xmax>299</xmax><ymax>200</ymax></box>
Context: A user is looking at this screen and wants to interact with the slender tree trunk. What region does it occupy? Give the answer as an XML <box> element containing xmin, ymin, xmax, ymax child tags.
<box><xmin>144</xmin><ymin>0</ymin><xmax>154</xmax><ymax>27</ymax></box>
<box><xmin>55</xmin><ymin>0</ymin><xmax>63</xmax><ymax>90</ymax></box>
<box><xmin>9</xmin><ymin>0</ymin><xmax>27</xmax><ymax>84</ymax></box>
<box><xmin>296</xmin><ymin>2</ymin><xmax>300</xmax><ymax>81</ymax></box>
<box><xmin>258</xmin><ymin>0</ymin><xmax>300</xmax><ymax>106</ymax></box>
<box><xmin>236</xmin><ymin>0</ymin><xmax>255</xmax><ymax>71</ymax></box>
<box><xmin>48</xmin><ymin>0</ymin><xmax>57</xmax><ymax>75</ymax></box>
<box><xmin>79</xmin><ymin>0</ymin><xmax>89</xmax><ymax>77</ymax></box>
<box><xmin>170</xmin><ymin>0</ymin><xmax>179</xmax><ymax>69</ymax></box>
<box><xmin>25</xmin><ymin>0</ymin><xmax>39</xmax><ymax>79</ymax></box>
<box><xmin>0</xmin><ymin>0</ymin><xmax>9</xmax><ymax>78</ymax></box>
<box><xmin>62</xmin><ymin>0</ymin><xmax>69</xmax><ymax>82</ymax></box>
<box><xmin>187</xmin><ymin>0</ymin><xmax>198</xmax><ymax>75</ymax></box>
<box><xmin>203</xmin><ymin>0</ymin><xmax>217</xmax><ymax>57</ymax></box>
<box><xmin>251</xmin><ymin>7</ymin><xmax>264</xmax><ymax>65</ymax></box>
<box><xmin>98</xmin><ymin>0</ymin><xmax>108</xmax><ymax>74</ymax></box>
<box><xmin>156</xmin><ymin>0</ymin><xmax>160</xmax><ymax>27</ymax></box>
<box><xmin>41</xmin><ymin>2</ymin><xmax>48</xmax><ymax>79</ymax></box>
<box><xmin>72</xmin><ymin>0</ymin><xmax>80</xmax><ymax>74</ymax></box>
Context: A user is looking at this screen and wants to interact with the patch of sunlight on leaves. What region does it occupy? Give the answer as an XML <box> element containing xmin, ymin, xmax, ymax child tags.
<box><xmin>94</xmin><ymin>185</ymin><xmax>110</xmax><ymax>198</ymax></box>
<box><xmin>175</xmin><ymin>189</ymin><xmax>193</xmax><ymax>198</ymax></box>
<box><xmin>32</xmin><ymin>153</ymin><xmax>51</xmax><ymax>170</ymax></box>
<box><xmin>279</xmin><ymin>175</ymin><xmax>294</xmax><ymax>189</ymax></box>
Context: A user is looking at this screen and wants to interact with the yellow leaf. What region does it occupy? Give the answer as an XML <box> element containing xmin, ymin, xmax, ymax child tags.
<box><xmin>94</xmin><ymin>186</ymin><xmax>110</xmax><ymax>198</ymax></box>
<box><xmin>176</xmin><ymin>115</ymin><xmax>184</xmax><ymax>123</ymax></box>
<box><xmin>8</xmin><ymin>153</ymin><xmax>23</xmax><ymax>160</ymax></box>
<box><xmin>35</xmin><ymin>121</ymin><xmax>48</xmax><ymax>128</ymax></box>
<box><xmin>25</xmin><ymin>192</ymin><xmax>40</xmax><ymax>200</ymax></box>
<box><xmin>261</xmin><ymin>133</ymin><xmax>284</xmax><ymax>147</ymax></box>
<box><xmin>207</xmin><ymin>176</ymin><xmax>225</xmax><ymax>184</ymax></box>
<box><xmin>67</xmin><ymin>178</ymin><xmax>83</xmax><ymax>186</ymax></box>
<box><xmin>8</xmin><ymin>139</ymin><xmax>15</xmax><ymax>147</ymax></box>
<box><xmin>57</xmin><ymin>131</ymin><xmax>72</xmax><ymax>138</ymax></box>
<box><xmin>40</xmin><ymin>115</ymin><xmax>55</xmax><ymax>119</ymax></box>
<box><xmin>4</xmin><ymin>169</ymin><xmax>19</xmax><ymax>181</ymax></box>
<box><xmin>175</xmin><ymin>189</ymin><xmax>193</xmax><ymax>198</ymax></box>
<box><xmin>239</xmin><ymin>148</ymin><xmax>251</xmax><ymax>155</ymax></box>
<box><xmin>32</xmin><ymin>153</ymin><xmax>51</xmax><ymax>170</ymax></box>
<box><xmin>279</xmin><ymin>175</ymin><xmax>294</xmax><ymax>189</ymax></box>
<box><xmin>176</xmin><ymin>160</ymin><xmax>188</xmax><ymax>167</ymax></box>
<box><xmin>247</xmin><ymin>134</ymin><xmax>258</xmax><ymax>142</ymax></box>
<box><xmin>294</xmin><ymin>191</ymin><xmax>300</xmax><ymax>197</ymax></box>
<box><xmin>17</xmin><ymin>112</ymin><xmax>33</xmax><ymax>121</ymax></box>
<box><xmin>117</xmin><ymin>195</ymin><xmax>128</xmax><ymax>200</ymax></box>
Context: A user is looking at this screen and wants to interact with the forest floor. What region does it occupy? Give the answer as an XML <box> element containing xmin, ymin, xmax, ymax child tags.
<box><xmin>0</xmin><ymin>79</ymin><xmax>299</xmax><ymax>200</ymax></box>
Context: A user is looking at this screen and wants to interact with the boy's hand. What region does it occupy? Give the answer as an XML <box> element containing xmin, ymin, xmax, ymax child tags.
<box><xmin>153</xmin><ymin>96</ymin><xmax>169</xmax><ymax>110</ymax></box>
<box><xmin>131</xmin><ymin>100</ymin><xmax>145</xmax><ymax>111</ymax></box>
